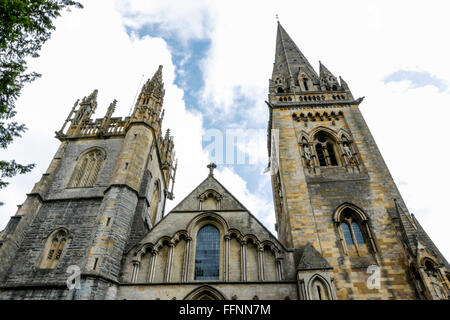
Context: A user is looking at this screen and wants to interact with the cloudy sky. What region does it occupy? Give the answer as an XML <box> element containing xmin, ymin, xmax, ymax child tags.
<box><xmin>1</xmin><ymin>0</ymin><xmax>449</xmax><ymax>259</ymax></box>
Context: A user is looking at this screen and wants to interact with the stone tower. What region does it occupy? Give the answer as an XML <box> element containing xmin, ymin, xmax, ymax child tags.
<box><xmin>267</xmin><ymin>22</ymin><xmax>449</xmax><ymax>299</ymax></box>
<box><xmin>0</xmin><ymin>66</ymin><xmax>177</xmax><ymax>299</ymax></box>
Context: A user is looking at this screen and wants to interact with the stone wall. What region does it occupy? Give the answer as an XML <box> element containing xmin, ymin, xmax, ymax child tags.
<box><xmin>117</xmin><ymin>282</ymin><xmax>298</xmax><ymax>300</ymax></box>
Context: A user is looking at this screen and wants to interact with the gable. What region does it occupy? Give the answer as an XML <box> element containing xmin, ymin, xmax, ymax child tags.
<box><xmin>171</xmin><ymin>175</ymin><xmax>246</xmax><ymax>212</ymax></box>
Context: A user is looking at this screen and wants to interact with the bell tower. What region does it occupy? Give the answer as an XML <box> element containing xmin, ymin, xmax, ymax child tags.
<box><xmin>267</xmin><ymin>22</ymin><xmax>449</xmax><ymax>299</ymax></box>
<box><xmin>0</xmin><ymin>66</ymin><xmax>177</xmax><ymax>300</ymax></box>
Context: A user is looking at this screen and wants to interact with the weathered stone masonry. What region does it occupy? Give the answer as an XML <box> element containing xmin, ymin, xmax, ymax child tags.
<box><xmin>0</xmin><ymin>24</ymin><xmax>448</xmax><ymax>300</ymax></box>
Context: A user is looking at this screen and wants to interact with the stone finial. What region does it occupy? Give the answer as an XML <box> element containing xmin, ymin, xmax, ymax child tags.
<box><xmin>142</xmin><ymin>65</ymin><xmax>165</xmax><ymax>99</ymax></box>
<box><xmin>74</xmin><ymin>89</ymin><xmax>98</xmax><ymax>122</ymax></box>
<box><xmin>82</xmin><ymin>89</ymin><xmax>98</xmax><ymax>105</ymax></box>
<box><xmin>207</xmin><ymin>163</ymin><xmax>216</xmax><ymax>176</ymax></box>
<box><xmin>105</xmin><ymin>99</ymin><xmax>117</xmax><ymax>119</ymax></box>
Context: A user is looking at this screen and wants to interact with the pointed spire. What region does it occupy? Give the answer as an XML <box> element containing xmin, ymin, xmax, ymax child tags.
<box><xmin>272</xmin><ymin>23</ymin><xmax>319</xmax><ymax>93</ymax></box>
<box><xmin>339</xmin><ymin>76</ymin><xmax>349</xmax><ymax>90</ymax></box>
<box><xmin>75</xmin><ymin>89</ymin><xmax>98</xmax><ymax>121</ymax></box>
<box><xmin>81</xmin><ymin>89</ymin><xmax>98</xmax><ymax>105</ymax></box>
<box><xmin>319</xmin><ymin>61</ymin><xmax>336</xmax><ymax>79</ymax></box>
<box><xmin>319</xmin><ymin>61</ymin><xmax>340</xmax><ymax>91</ymax></box>
<box><xmin>132</xmin><ymin>66</ymin><xmax>166</xmax><ymax>123</ymax></box>
<box><xmin>142</xmin><ymin>65</ymin><xmax>165</xmax><ymax>99</ymax></box>
<box><xmin>339</xmin><ymin>76</ymin><xmax>353</xmax><ymax>99</ymax></box>
<box><xmin>104</xmin><ymin>99</ymin><xmax>117</xmax><ymax>120</ymax></box>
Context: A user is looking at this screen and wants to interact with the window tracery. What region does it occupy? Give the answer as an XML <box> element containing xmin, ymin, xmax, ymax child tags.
<box><xmin>37</xmin><ymin>229</ymin><xmax>69</xmax><ymax>269</ymax></box>
<box><xmin>68</xmin><ymin>148</ymin><xmax>105</xmax><ymax>188</ymax></box>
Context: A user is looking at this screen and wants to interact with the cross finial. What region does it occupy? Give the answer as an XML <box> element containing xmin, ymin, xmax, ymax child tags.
<box><xmin>207</xmin><ymin>163</ymin><xmax>216</xmax><ymax>176</ymax></box>
<box><xmin>276</xmin><ymin>14</ymin><xmax>279</xmax><ymax>22</ymax></box>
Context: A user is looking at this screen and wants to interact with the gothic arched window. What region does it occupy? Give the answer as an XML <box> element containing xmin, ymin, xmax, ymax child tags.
<box><xmin>335</xmin><ymin>206</ymin><xmax>376</xmax><ymax>256</ymax></box>
<box><xmin>194</xmin><ymin>225</ymin><xmax>220</xmax><ymax>280</ymax></box>
<box><xmin>314</xmin><ymin>132</ymin><xmax>339</xmax><ymax>167</ymax></box>
<box><xmin>68</xmin><ymin>148</ymin><xmax>105</xmax><ymax>188</ymax></box>
<box><xmin>149</xmin><ymin>181</ymin><xmax>161</xmax><ymax>225</ymax></box>
<box><xmin>37</xmin><ymin>229</ymin><xmax>70</xmax><ymax>269</ymax></box>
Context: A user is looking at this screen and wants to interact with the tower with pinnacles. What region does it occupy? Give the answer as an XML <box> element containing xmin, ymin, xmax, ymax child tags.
<box><xmin>0</xmin><ymin>23</ymin><xmax>448</xmax><ymax>300</ymax></box>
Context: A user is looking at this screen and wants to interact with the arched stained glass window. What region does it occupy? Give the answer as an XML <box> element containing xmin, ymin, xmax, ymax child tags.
<box><xmin>195</xmin><ymin>225</ymin><xmax>220</xmax><ymax>280</ymax></box>
<box><xmin>342</xmin><ymin>222</ymin><xmax>354</xmax><ymax>245</ymax></box>
<box><xmin>336</xmin><ymin>206</ymin><xmax>375</xmax><ymax>256</ymax></box>
<box><xmin>352</xmin><ymin>222</ymin><xmax>365</xmax><ymax>245</ymax></box>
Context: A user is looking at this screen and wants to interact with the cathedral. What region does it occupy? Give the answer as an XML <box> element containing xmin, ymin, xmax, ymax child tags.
<box><xmin>0</xmin><ymin>22</ymin><xmax>448</xmax><ymax>300</ymax></box>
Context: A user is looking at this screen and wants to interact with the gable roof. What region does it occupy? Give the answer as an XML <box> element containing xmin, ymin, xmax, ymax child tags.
<box><xmin>171</xmin><ymin>174</ymin><xmax>247</xmax><ymax>212</ymax></box>
<box><xmin>294</xmin><ymin>243</ymin><xmax>332</xmax><ymax>271</ymax></box>
<box><xmin>391</xmin><ymin>200</ymin><xmax>449</xmax><ymax>269</ymax></box>
<box><xmin>128</xmin><ymin>172</ymin><xmax>291</xmax><ymax>254</ymax></box>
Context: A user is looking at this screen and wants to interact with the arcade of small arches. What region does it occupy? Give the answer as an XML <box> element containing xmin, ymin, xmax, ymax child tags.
<box><xmin>32</xmin><ymin>204</ymin><xmax>378</xmax><ymax>275</ymax></box>
<box><xmin>128</xmin><ymin>214</ymin><xmax>284</xmax><ymax>284</ymax></box>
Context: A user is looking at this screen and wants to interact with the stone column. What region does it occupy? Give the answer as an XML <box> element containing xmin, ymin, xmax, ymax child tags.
<box><xmin>148</xmin><ymin>251</ymin><xmax>157</xmax><ymax>283</ymax></box>
<box><xmin>165</xmin><ymin>243</ymin><xmax>174</xmax><ymax>283</ymax></box>
<box><xmin>183</xmin><ymin>237</ymin><xmax>191</xmax><ymax>282</ymax></box>
<box><xmin>131</xmin><ymin>261</ymin><xmax>140</xmax><ymax>283</ymax></box>
<box><xmin>276</xmin><ymin>259</ymin><xmax>282</xmax><ymax>280</ymax></box>
<box><xmin>224</xmin><ymin>235</ymin><xmax>230</xmax><ymax>282</ymax></box>
<box><xmin>241</xmin><ymin>241</ymin><xmax>247</xmax><ymax>281</ymax></box>
<box><xmin>258</xmin><ymin>247</ymin><xmax>264</xmax><ymax>281</ymax></box>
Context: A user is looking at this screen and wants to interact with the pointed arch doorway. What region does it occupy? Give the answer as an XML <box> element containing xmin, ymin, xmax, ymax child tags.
<box><xmin>184</xmin><ymin>285</ymin><xmax>227</xmax><ymax>300</ymax></box>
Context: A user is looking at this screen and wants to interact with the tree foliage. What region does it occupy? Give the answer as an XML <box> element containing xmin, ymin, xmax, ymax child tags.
<box><xmin>0</xmin><ymin>0</ymin><xmax>83</xmax><ymax>189</ymax></box>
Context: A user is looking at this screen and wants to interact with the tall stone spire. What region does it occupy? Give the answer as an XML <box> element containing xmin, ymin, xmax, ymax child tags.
<box><xmin>271</xmin><ymin>22</ymin><xmax>319</xmax><ymax>93</ymax></box>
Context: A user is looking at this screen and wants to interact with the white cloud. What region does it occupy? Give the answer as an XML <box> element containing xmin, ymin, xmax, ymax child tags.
<box><xmin>117</xmin><ymin>0</ymin><xmax>213</xmax><ymax>43</ymax></box>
